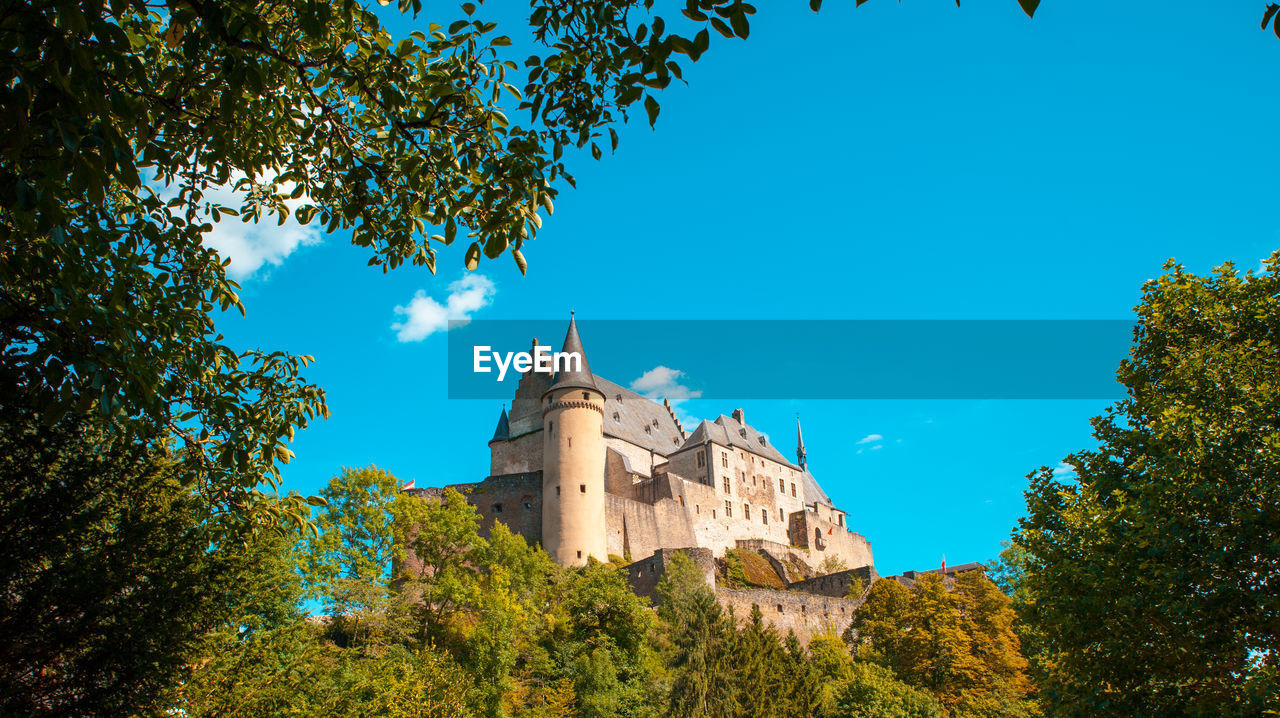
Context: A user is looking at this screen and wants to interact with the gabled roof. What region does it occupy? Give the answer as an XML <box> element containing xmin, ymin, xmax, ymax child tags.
<box><xmin>680</xmin><ymin>414</ymin><xmax>798</xmax><ymax>469</ymax></box>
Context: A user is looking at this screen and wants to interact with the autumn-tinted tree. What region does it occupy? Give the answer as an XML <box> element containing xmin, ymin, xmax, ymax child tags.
<box><xmin>851</xmin><ymin>573</ymin><xmax>1035</xmax><ymax>717</ymax></box>
<box><xmin>1017</xmin><ymin>257</ymin><xmax>1280</xmax><ymax>716</ymax></box>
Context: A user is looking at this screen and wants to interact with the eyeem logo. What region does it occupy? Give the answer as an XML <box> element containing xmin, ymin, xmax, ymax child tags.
<box><xmin>473</xmin><ymin>345</ymin><xmax>582</xmax><ymax>381</ymax></box>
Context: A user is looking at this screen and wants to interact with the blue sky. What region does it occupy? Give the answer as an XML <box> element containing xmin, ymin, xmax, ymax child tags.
<box><xmin>213</xmin><ymin>1</ymin><xmax>1279</xmax><ymax>576</ymax></box>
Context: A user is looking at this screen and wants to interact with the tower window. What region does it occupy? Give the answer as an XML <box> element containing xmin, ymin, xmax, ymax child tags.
<box><xmin>580</xmin><ymin>484</ymin><xmax>586</xmax><ymax>493</ymax></box>
<box><xmin>577</xmin><ymin>551</ymin><xmax>582</xmax><ymax>559</ymax></box>
<box><xmin>555</xmin><ymin>486</ymin><xmax>561</xmax><ymax>496</ymax></box>
<box><xmin>492</xmin><ymin>503</ymin><xmax>503</xmax><ymax>513</ymax></box>
<box><xmin>548</xmin><ymin>421</ymin><xmax>553</xmax><ymax>434</ymax></box>
<box><xmin>583</xmin><ymin>392</ymin><xmax>590</xmax><ymax>400</ymax></box>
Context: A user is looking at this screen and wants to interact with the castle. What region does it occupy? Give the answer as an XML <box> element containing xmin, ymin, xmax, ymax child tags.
<box><xmin>415</xmin><ymin>316</ymin><xmax>984</xmax><ymax>641</ymax></box>
<box><xmin>426</xmin><ymin>316</ymin><xmax>874</xmax><ymax>568</ymax></box>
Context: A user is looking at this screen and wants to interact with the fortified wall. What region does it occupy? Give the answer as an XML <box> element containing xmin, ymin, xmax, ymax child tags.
<box><xmin>624</xmin><ymin>547</ymin><xmax>876</xmax><ymax>644</ymax></box>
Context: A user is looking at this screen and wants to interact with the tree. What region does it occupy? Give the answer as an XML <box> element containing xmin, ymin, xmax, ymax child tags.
<box><xmin>827</xmin><ymin>662</ymin><xmax>944</xmax><ymax>718</ymax></box>
<box><xmin>303</xmin><ymin>466</ymin><xmax>421</xmax><ymax>649</ymax></box>
<box><xmin>851</xmin><ymin>573</ymin><xmax>1035</xmax><ymax>717</ymax></box>
<box><xmin>656</xmin><ymin>551</ymin><xmax>737</xmax><ymax>718</ymax></box>
<box><xmin>1017</xmin><ymin>257</ymin><xmax>1280</xmax><ymax>716</ymax></box>
<box><xmin>0</xmin><ymin>405</ymin><xmax>297</xmax><ymax>716</ymax></box>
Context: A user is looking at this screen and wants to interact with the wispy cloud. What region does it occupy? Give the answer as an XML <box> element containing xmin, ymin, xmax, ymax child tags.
<box><xmin>392</xmin><ymin>274</ymin><xmax>495</xmax><ymax>342</ymax></box>
<box><xmin>1052</xmin><ymin>462</ymin><xmax>1077</xmax><ymax>479</ymax></box>
<box><xmin>856</xmin><ymin>433</ymin><xmax>883</xmax><ymax>445</ymax></box>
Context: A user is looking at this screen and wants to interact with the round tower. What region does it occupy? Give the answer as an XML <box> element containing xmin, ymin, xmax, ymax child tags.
<box><xmin>541</xmin><ymin>315</ymin><xmax>607</xmax><ymax>566</ymax></box>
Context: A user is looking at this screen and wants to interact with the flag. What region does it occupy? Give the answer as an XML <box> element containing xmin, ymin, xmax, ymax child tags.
<box><xmin>827</xmin><ymin>527</ymin><xmax>833</xmax><ymax>535</ymax></box>
<box><xmin>401</xmin><ymin>479</ymin><xmax>416</xmax><ymax>491</ymax></box>
<box><xmin>941</xmin><ymin>555</ymin><xmax>947</xmax><ymax>574</ymax></box>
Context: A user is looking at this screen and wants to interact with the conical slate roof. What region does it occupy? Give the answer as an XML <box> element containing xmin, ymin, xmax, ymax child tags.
<box><xmin>547</xmin><ymin>315</ymin><xmax>599</xmax><ymax>394</ymax></box>
<box><xmin>489</xmin><ymin>405</ymin><xmax>510</xmax><ymax>443</ymax></box>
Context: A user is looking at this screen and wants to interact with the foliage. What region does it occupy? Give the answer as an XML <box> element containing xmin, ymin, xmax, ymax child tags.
<box><xmin>0</xmin><ymin>406</ymin><xmax>297</xmax><ymax>716</ymax></box>
<box><xmin>722</xmin><ymin>549</ymin><xmax>748</xmax><ymax>587</ymax></box>
<box><xmin>1016</xmin><ymin>257</ymin><xmax>1280</xmax><ymax>716</ymax></box>
<box><xmin>828</xmin><ymin>662</ymin><xmax>945</xmax><ymax>718</ymax></box>
<box><xmin>820</xmin><ymin>554</ymin><xmax>848</xmax><ymax>575</ymax></box>
<box><xmin>851</xmin><ymin>572</ymin><xmax>1035</xmax><ymax>717</ymax></box>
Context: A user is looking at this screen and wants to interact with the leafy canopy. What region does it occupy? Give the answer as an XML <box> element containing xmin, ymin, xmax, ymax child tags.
<box><xmin>1017</xmin><ymin>256</ymin><xmax>1280</xmax><ymax>716</ymax></box>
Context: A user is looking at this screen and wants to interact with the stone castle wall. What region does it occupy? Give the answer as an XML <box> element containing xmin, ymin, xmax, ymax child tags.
<box><xmin>465</xmin><ymin>472</ymin><xmax>544</xmax><ymax>546</ymax></box>
<box><xmin>714</xmin><ymin>587</ymin><xmax>860</xmax><ymax>644</ymax></box>
<box><xmin>623</xmin><ymin>547</ymin><xmax>863</xmax><ymax>645</ymax></box>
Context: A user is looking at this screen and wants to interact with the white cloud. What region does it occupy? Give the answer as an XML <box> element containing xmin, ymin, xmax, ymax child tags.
<box><xmin>630</xmin><ymin>366</ymin><xmax>704</xmax><ymax>430</ymax></box>
<box><xmin>856</xmin><ymin>433</ymin><xmax>883</xmax><ymax>445</ymax></box>
<box><xmin>391</xmin><ymin>274</ymin><xmax>496</xmax><ymax>342</ymax></box>
<box><xmin>630</xmin><ymin>366</ymin><xmax>703</xmax><ymax>403</ymax></box>
<box><xmin>157</xmin><ymin>172</ymin><xmax>322</xmax><ymax>280</ymax></box>
<box><xmin>1052</xmin><ymin>462</ymin><xmax>1077</xmax><ymax>479</ymax></box>
<box><xmin>870</xmin><ymin>444</ymin><xmax>883</xmax><ymax>450</ymax></box>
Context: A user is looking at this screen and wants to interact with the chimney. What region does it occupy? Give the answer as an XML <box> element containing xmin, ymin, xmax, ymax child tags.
<box><xmin>732</xmin><ymin>408</ymin><xmax>745</xmax><ymax>424</ymax></box>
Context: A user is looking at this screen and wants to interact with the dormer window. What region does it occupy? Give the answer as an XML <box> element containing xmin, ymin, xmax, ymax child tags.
<box><xmin>644</xmin><ymin>425</ymin><xmax>652</xmax><ymax>434</ymax></box>
<box><xmin>758</xmin><ymin>436</ymin><xmax>766</xmax><ymax>445</ymax></box>
<box><xmin>613</xmin><ymin>412</ymin><xmax>620</xmax><ymax>421</ymax></box>
<box><xmin>616</xmin><ymin>393</ymin><xmax>622</xmax><ymax>401</ymax></box>
<box><xmin>739</xmin><ymin>428</ymin><xmax>747</xmax><ymax>438</ymax></box>
<box><xmin>652</xmin><ymin>419</ymin><xmax>659</xmax><ymax>428</ymax></box>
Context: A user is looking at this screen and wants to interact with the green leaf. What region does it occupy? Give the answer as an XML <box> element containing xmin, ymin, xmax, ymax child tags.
<box><xmin>809</xmin><ymin>0</ymin><xmax>821</xmax><ymax>11</ymax></box>
<box><xmin>644</xmin><ymin>95</ymin><xmax>660</xmax><ymax>127</ymax></box>
<box><xmin>729</xmin><ymin>8</ymin><xmax>749</xmax><ymax>38</ymax></box>
<box><xmin>464</xmin><ymin>242</ymin><xmax>481</xmax><ymax>270</ymax></box>
<box><xmin>461</xmin><ymin>2</ymin><xmax>476</xmax><ymax>16</ymax></box>
<box><xmin>513</xmin><ymin>249</ymin><xmax>527</xmax><ymax>275</ymax></box>
<box><xmin>1017</xmin><ymin>0</ymin><xmax>1040</xmax><ymax>17</ymax></box>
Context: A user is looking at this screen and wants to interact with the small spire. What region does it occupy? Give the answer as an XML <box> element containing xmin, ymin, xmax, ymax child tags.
<box><xmin>546</xmin><ymin>314</ymin><xmax>598</xmax><ymax>394</ymax></box>
<box><xmin>796</xmin><ymin>414</ymin><xmax>807</xmax><ymax>470</ymax></box>
<box><xmin>490</xmin><ymin>404</ymin><xmax>510</xmax><ymax>443</ymax></box>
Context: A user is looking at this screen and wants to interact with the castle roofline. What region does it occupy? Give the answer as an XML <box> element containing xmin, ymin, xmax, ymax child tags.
<box><xmin>545</xmin><ymin>314</ymin><xmax>599</xmax><ymax>395</ymax></box>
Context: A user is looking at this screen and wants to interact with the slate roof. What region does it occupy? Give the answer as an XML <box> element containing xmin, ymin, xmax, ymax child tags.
<box><xmin>594</xmin><ymin>375</ymin><xmax>686</xmax><ymax>455</ymax></box>
<box><xmin>490</xmin><ymin>406</ymin><xmax>510</xmax><ymax>443</ymax></box>
<box><xmin>548</xmin><ymin>316</ymin><xmax>598</xmax><ymax>393</ymax></box>
<box><xmin>680</xmin><ymin>414</ymin><xmax>798</xmax><ymax>469</ymax></box>
<box><xmin>678</xmin><ymin>414</ymin><xmax>840</xmax><ymax>508</ymax></box>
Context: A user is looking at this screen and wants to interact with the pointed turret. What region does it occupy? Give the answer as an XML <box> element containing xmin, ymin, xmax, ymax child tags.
<box><xmin>796</xmin><ymin>415</ymin><xmax>808</xmax><ymax>470</ymax></box>
<box><xmin>546</xmin><ymin>313</ymin><xmax>597</xmax><ymax>394</ymax></box>
<box><xmin>489</xmin><ymin>405</ymin><xmax>510</xmax><ymax>444</ymax></box>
